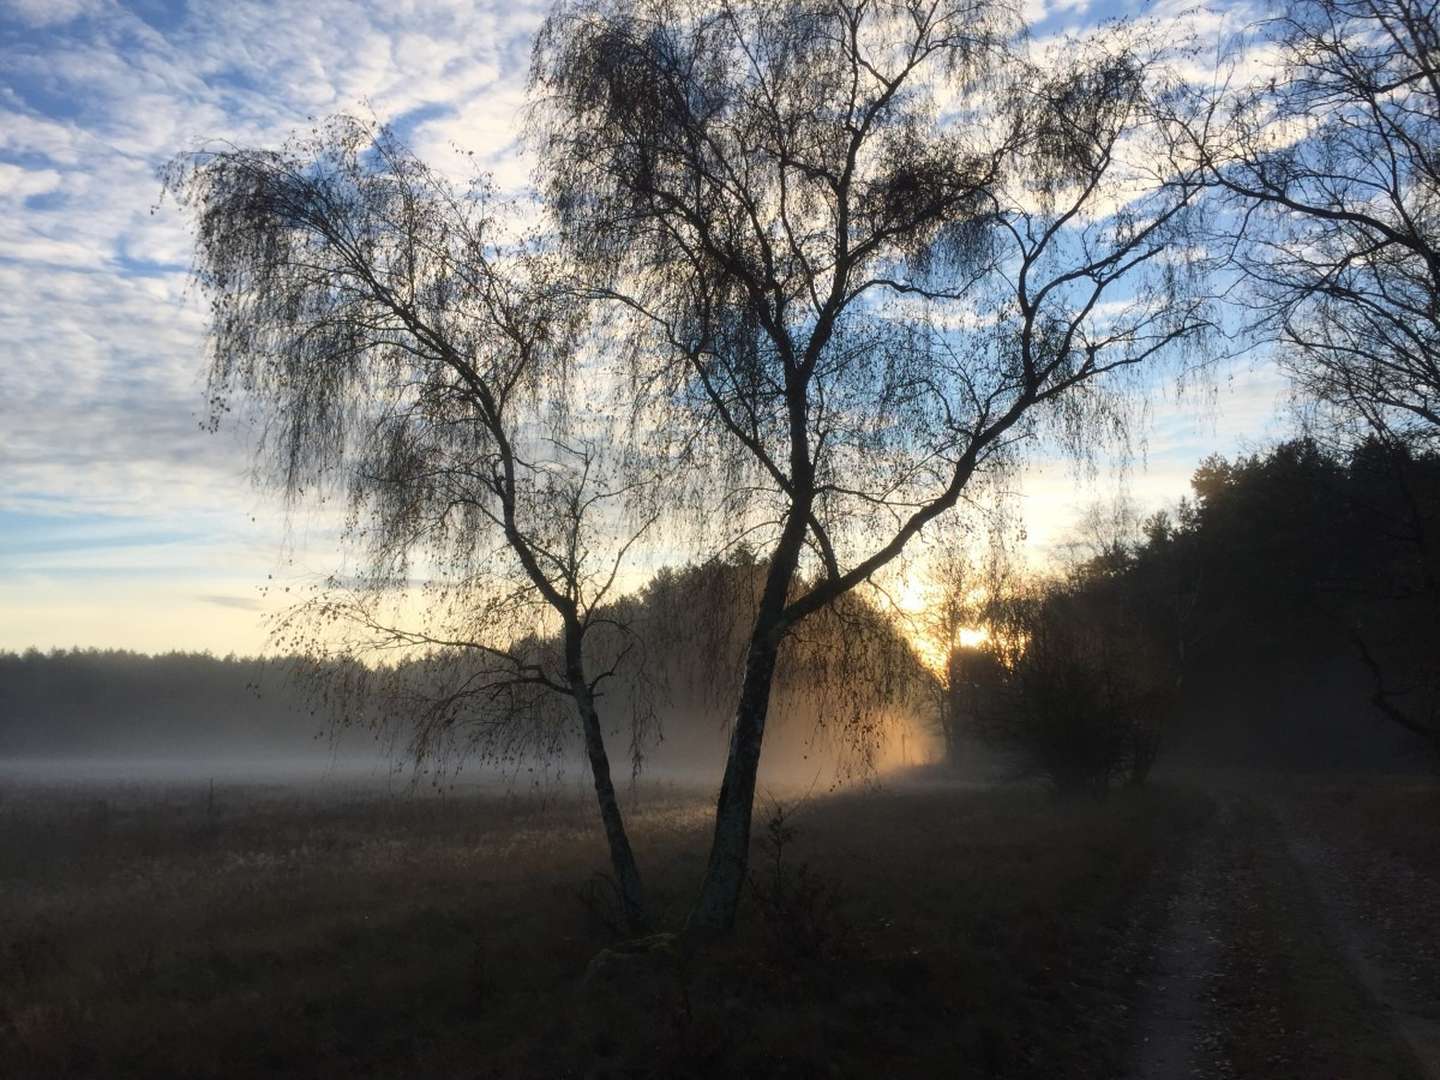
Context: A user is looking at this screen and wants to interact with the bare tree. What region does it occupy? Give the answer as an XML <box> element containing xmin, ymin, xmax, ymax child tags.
<box><xmin>1171</xmin><ymin>0</ymin><xmax>1440</xmax><ymax>753</ymax></box>
<box><xmin>163</xmin><ymin>117</ymin><xmax>660</xmax><ymax>932</ymax></box>
<box><xmin>1189</xmin><ymin>0</ymin><xmax>1440</xmax><ymax>449</ymax></box>
<box><xmin>928</xmin><ymin>539</ymin><xmax>981</xmax><ymax>766</ymax></box>
<box><xmin>921</xmin><ymin>512</ymin><xmax>1014</xmax><ymax>765</ymax></box>
<box><xmin>979</xmin><ymin>568</ymin><xmax>1175</xmax><ymax>796</ymax></box>
<box><xmin>531</xmin><ymin>0</ymin><xmax>1212</xmax><ymax>932</ymax></box>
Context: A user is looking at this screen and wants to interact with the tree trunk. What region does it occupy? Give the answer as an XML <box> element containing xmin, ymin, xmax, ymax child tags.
<box><xmin>574</xmin><ymin>685</ymin><xmax>649</xmax><ymax>933</ymax></box>
<box><xmin>938</xmin><ymin>686</ymin><xmax>957</xmax><ymax>766</ymax></box>
<box><xmin>686</xmin><ymin>497</ymin><xmax>812</xmax><ymax>937</ymax></box>
<box><xmin>686</xmin><ymin>629</ymin><xmax>783</xmax><ymax>936</ymax></box>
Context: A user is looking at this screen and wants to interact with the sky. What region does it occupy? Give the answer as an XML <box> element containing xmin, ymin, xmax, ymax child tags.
<box><xmin>0</xmin><ymin>0</ymin><xmax>1290</xmax><ymax>656</ymax></box>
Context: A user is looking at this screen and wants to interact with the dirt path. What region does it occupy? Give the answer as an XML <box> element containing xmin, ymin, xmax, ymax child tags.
<box><xmin>1279</xmin><ymin>817</ymin><xmax>1440</xmax><ymax>1079</ymax></box>
<box><xmin>1130</xmin><ymin>791</ymin><xmax>1433</xmax><ymax>1079</ymax></box>
<box><xmin>1129</xmin><ymin>801</ymin><xmax>1233</xmax><ymax>1080</ymax></box>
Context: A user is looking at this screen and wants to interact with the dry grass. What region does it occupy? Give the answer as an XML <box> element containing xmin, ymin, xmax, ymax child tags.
<box><xmin>1207</xmin><ymin>796</ymin><xmax>1421</xmax><ymax>1080</ymax></box>
<box><xmin>0</xmin><ymin>770</ymin><xmax>1210</xmax><ymax>1078</ymax></box>
<box><xmin>1281</xmin><ymin>779</ymin><xmax>1440</xmax><ymax>1010</ymax></box>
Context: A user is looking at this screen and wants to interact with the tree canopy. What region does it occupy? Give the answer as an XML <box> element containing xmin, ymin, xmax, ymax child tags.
<box><xmin>532</xmin><ymin>0</ymin><xmax>1214</xmax><ymax>931</ymax></box>
<box><xmin>1187</xmin><ymin>0</ymin><xmax>1440</xmax><ymax>449</ymax></box>
<box><xmin>167</xmin><ymin>0</ymin><xmax>1228</xmax><ymax>937</ymax></box>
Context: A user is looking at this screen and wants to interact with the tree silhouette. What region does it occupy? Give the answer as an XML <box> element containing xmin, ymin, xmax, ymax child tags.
<box><xmin>531</xmin><ymin>0</ymin><xmax>1212</xmax><ymax>931</ymax></box>
<box><xmin>164</xmin><ymin>118</ymin><xmax>660</xmax><ymax>931</ymax></box>
<box><xmin>1186</xmin><ymin>0</ymin><xmax>1440</xmax><ymax>450</ymax></box>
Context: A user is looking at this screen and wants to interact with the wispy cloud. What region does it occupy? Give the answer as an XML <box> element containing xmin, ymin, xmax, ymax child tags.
<box><xmin>198</xmin><ymin>593</ymin><xmax>264</xmax><ymax>611</ymax></box>
<box><xmin>0</xmin><ymin>0</ymin><xmax>1288</xmax><ymax>653</ymax></box>
<box><xmin>0</xmin><ymin>0</ymin><xmax>544</xmax><ymax>651</ymax></box>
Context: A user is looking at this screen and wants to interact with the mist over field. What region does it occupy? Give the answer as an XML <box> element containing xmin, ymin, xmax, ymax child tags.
<box><xmin>0</xmin><ymin>604</ymin><xmax>951</xmax><ymax>794</ymax></box>
<box><xmin>8</xmin><ymin>0</ymin><xmax>1440</xmax><ymax>1075</ymax></box>
<box><xmin>12</xmin><ymin>438</ymin><xmax>1440</xmax><ymax>1079</ymax></box>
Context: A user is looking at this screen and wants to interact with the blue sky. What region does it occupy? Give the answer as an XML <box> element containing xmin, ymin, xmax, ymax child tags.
<box><xmin>0</xmin><ymin>0</ymin><xmax>1287</xmax><ymax>655</ymax></box>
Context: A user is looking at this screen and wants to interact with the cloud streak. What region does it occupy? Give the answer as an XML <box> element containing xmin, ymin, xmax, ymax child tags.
<box><xmin>0</xmin><ymin>0</ymin><xmax>1288</xmax><ymax>654</ymax></box>
<box><xmin>0</xmin><ymin>0</ymin><xmax>547</xmax><ymax>651</ymax></box>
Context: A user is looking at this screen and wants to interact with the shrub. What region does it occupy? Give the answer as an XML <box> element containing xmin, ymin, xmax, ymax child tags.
<box><xmin>973</xmin><ymin>578</ymin><xmax>1175</xmax><ymax>797</ymax></box>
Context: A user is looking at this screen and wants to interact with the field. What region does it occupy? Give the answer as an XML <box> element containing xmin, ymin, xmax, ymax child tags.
<box><xmin>1</xmin><ymin>766</ymin><xmax>1436</xmax><ymax>1078</ymax></box>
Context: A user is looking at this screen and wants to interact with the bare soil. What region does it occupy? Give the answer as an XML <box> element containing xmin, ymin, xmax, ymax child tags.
<box><xmin>1129</xmin><ymin>801</ymin><xmax>1232</xmax><ymax>1079</ymax></box>
<box><xmin>1128</xmin><ymin>779</ymin><xmax>1440</xmax><ymax>1080</ymax></box>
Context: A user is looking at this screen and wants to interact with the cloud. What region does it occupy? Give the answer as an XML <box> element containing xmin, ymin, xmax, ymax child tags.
<box><xmin>0</xmin><ymin>1</ymin><xmax>544</xmax><ymax>605</ymax></box>
<box><xmin>1012</xmin><ymin>361</ymin><xmax>1292</xmax><ymax>562</ymax></box>
<box><xmin>2</xmin><ymin>0</ymin><xmax>102</xmax><ymax>29</ymax></box>
<box><xmin>1</xmin><ymin>0</ymin><xmax>545</xmax><ymax>505</ymax></box>
<box><xmin>199</xmin><ymin>594</ymin><xmax>264</xmax><ymax>611</ymax></box>
<box><xmin>0</xmin><ymin>160</ymin><xmax>60</xmax><ymax>197</ymax></box>
<box><xmin>0</xmin><ymin>0</ymin><xmax>1292</xmax><ymax>652</ymax></box>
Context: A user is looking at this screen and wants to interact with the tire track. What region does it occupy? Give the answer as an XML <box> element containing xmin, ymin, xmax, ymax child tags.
<box><xmin>1130</xmin><ymin>798</ymin><xmax>1233</xmax><ymax>1080</ymax></box>
<box><xmin>1278</xmin><ymin>813</ymin><xmax>1440</xmax><ymax>1080</ymax></box>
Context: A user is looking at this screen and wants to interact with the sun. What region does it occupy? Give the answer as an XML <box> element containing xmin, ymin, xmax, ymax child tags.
<box><xmin>957</xmin><ymin>625</ymin><xmax>990</xmax><ymax>649</ymax></box>
<box><xmin>889</xmin><ymin>572</ymin><xmax>990</xmax><ymax>675</ymax></box>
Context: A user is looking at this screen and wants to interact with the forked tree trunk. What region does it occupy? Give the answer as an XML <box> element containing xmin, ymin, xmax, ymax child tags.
<box><xmin>687</xmin><ymin>505</ymin><xmax>811</xmax><ymax>936</ymax></box>
<box><xmin>574</xmin><ymin>686</ymin><xmax>649</xmax><ymax>933</ymax></box>
<box><xmin>686</xmin><ymin>632</ymin><xmax>782</xmax><ymax>935</ymax></box>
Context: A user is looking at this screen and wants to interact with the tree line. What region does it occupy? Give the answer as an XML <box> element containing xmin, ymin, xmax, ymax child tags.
<box><xmin>945</xmin><ymin>436</ymin><xmax>1440</xmax><ymax>794</ymax></box>
<box><xmin>0</xmin><ymin>555</ymin><xmax>931</xmax><ymax>781</ymax></box>
<box><xmin>0</xmin><ymin>649</ymin><xmax>325</xmax><ymax>759</ymax></box>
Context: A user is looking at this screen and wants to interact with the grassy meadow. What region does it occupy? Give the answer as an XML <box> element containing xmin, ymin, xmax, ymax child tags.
<box><xmin>3</xmin><ymin>769</ymin><xmax>1436</xmax><ymax>1077</ymax></box>
<box><xmin>0</xmin><ymin>770</ymin><xmax>1211</xmax><ymax>1078</ymax></box>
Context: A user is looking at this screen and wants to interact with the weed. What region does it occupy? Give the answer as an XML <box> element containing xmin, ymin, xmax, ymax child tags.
<box><xmin>0</xmin><ymin>775</ymin><xmax>1235</xmax><ymax>1077</ymax></box>
<box><xmin>747</xmin><ymin>802</ymin><xmax>850</xmax><ymax>965</ymax></box>
<box><xmin>574</xmin><ymin>870</ymin><xmax>628</xmax><ymax>940</ymax></box>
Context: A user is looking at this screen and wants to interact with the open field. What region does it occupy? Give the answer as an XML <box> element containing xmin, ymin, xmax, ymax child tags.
<box><xmin>1</xmin><ymin>767</ymin><xmax>1436</xmax><ymax>1078</ymax></box>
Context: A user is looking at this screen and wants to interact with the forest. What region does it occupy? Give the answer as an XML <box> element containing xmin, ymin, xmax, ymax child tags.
<box><xmin>0</xmin><ymin>553</ymin><xmax>933</xmax><ymax>781</ymax></box>
<box><xmin>945</xmin><ymin>437</ymin><xmax>1440</xmax><ymax>788</ymax></box>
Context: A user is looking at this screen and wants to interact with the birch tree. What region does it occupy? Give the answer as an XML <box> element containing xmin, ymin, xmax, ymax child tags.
<box><xmin>164</xmin><ymin>117</ymin><xmax>659</xmax><ymax>931</ymax></box>
<box><xmin>531</xmin><ymin>0</ymin><xmax>1213</xmax><ymax>933</ymax></box>
<box><xmin>1188</xmin><ymin>0</ymin><xmax>1440</xmax><ymax>449</ymax></box>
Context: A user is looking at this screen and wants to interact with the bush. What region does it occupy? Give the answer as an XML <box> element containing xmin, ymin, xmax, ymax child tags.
<box><xmin>973</xmin><ymin>578</ymin><xmax>1174</xmax><ymax>797</ymax></box>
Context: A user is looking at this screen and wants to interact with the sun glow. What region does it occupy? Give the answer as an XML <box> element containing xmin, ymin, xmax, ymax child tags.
<box><xmin>957</xmin><ymin>626</ymin><xmax>990</xmax><ymax>649</ymax></box>
<box><xmin>889</xmin><ymin>572</ymin><xmax>991</xmax><ymax>676</ymax></box>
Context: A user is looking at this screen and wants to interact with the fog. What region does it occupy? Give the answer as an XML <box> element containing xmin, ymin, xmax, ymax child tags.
<box><xmin>0</xmin><ymin>705</ymin><xmax>942</xmax><ymax>795</ymax></box>
<box><xmin>0</xmin><ymin>580</ymin><xmax>944</xmax><ymax>797</ymax></box>
<box><xmin>0</xmin><ymin>754</ymin><xmax>399</xmax><ymax>789</ymax></box>
<box><xmin>7</xmin><ymin>436</ymin><xmax>1440</xmax><ymax>1078</ymax></box>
